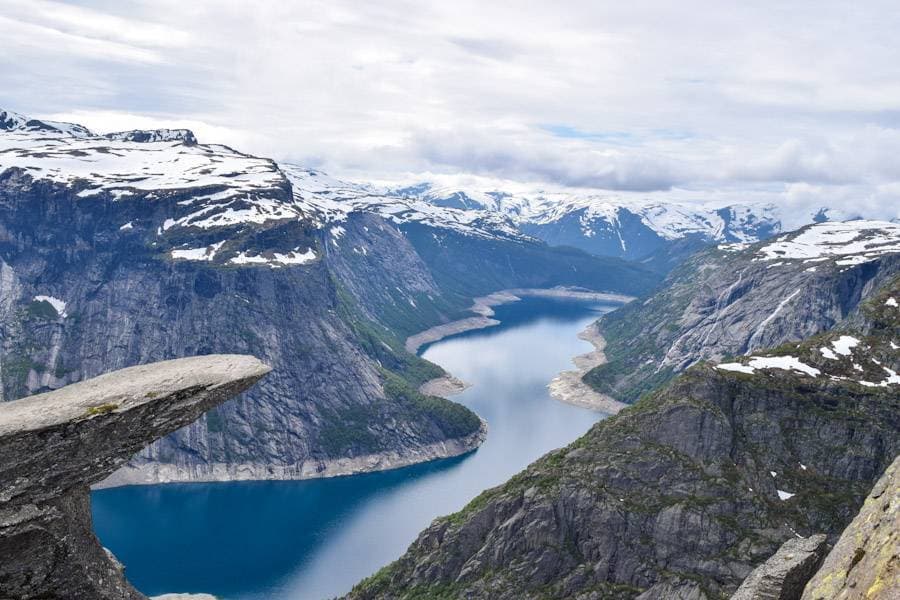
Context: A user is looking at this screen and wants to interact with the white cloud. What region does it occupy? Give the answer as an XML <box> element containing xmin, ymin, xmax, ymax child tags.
<box><xmin>0</xmin><ymin>0</ymin><xmax>899</xmax><ymax>218</ymax></box>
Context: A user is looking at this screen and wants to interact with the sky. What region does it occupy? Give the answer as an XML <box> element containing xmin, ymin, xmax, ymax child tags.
<box><xmin>2</xmin><ymin>0</ymin><xmax>900</xmax><ymax>220</ymax></box>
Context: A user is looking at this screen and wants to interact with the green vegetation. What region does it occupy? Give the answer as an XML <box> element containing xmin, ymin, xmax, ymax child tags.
<box><xmin>381</xmin><ymin>370</ymin><xmax>482</xmax><ymax>439</ymax></box>
<box><xmin>317</xmin><ymin>404</ymin><xmax>383</xmax><ymax>455</ymax></box>
<box><xmin>84</xmin><ymin>402</ymin><xmax>118</xmax><ymax>417</ymax></box>
<box><xmin>26</xmin><ymin>299</ymin><xmax>60</xmax><ymax>320</ymax></box>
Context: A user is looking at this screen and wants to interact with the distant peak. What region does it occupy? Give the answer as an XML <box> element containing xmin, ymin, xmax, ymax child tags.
<box><xmin>0</xmin><ymin>109</ymin><xmax>93</xmax><ymax>138</ymax></box>
<box><xmin>103</xmin><ymin>128</ymin><xmax>198</xmax><ymax>145</ymax></box>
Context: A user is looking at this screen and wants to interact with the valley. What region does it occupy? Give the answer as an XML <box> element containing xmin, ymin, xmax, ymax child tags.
<box><xmin>1</xmin><ymin>107</ymin><xmax>898</xmax><ymax>600</ymax></box>
<box><xmin>92</xmin><ymin>297</ymin><xmax>620</xmax><ymax>599</ymax></box>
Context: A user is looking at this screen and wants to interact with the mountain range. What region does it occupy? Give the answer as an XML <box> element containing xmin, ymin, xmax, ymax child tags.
<box><xmin>0</xmin><ymin>109</ymin><xmax>654</xmax><ymax>485</ymax></box>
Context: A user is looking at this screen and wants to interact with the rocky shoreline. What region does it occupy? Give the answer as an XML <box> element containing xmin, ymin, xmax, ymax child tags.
<box><xmin>548</xmin><ymin>322</ymin><xmax>629</xmax><ymax>414</ymax></box>
<box><xmin>99</xmin><ymin>418</ymin><xmax>488</xmax><ymax>488</ymax></box>
<box><xmin>418</xmin><ymin>373</ymin><xmax>471</xmax><ymax>397</ymax></box>
<box><xmin>405</xmin><ymin>287</ymin><xmax>632</xmax><ymax>354</ymax></box>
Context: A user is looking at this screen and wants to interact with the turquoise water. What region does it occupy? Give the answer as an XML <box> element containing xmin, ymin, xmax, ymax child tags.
<box><xmin>92</xmin><ymin>298</ymin><xmax>616</xmax><ymax>599</ymax></box>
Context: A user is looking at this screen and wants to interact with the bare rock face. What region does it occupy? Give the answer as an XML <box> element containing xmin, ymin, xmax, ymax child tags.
<box><xmin>802</xmin><ymin>455</ymin><xmax>899</xmax><ymax>600</ymax></box>
<box><xmin>0</xmin><ymin>355</ymin><xmax>270</xmax><ymax>600</ymax></box>
<box><xmin>731</xmin><ymin>534</ymin><xmax>828</xmax><ymax>600</ymax></box>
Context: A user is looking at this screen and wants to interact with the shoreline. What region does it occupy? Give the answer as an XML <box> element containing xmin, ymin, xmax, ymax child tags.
<box><xmin>418</xmin><ymin>373</ymin><xmax>471</xmax><ymax>397</ymax></box>
<box><xmin>405</xmin><ymin>286</ymin><xmax>634</xmax><ymax>355</ymax></box>
<box><xmin>547</xmin><ymin>321</ymin><xmax>629</xmax><ymax>415</ymax></box>
<box><xmin>96</xmin><ymin>418</ymin><xmax>488</xmax><ymax>489</ymax></box>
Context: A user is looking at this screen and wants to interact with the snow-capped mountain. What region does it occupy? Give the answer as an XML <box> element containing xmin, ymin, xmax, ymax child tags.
<box><xmin>283</xmin><ymin>166</ymin><xmax>523</xmax><ymax>239</ymax></box>
<box><xmin>392</xmin><ymin>182</ymin><xmax>783</xmax><ymax>263</ymax></box>
<box><xmin>0</xmin><ymin>108</ymin><xmax>93</xmax><ymax>138</ymax></box>
<box><xmin>0</xmin><ymin>111</ymin><xmax>527</xmax><ymax>258</ymax></box>
<box><xmin>0</xmin><ymin>108</ymin><xmax>656</xmax><ymax>489</ymax></box>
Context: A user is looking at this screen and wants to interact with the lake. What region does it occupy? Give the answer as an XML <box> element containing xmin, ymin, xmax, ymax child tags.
<box><xmin>92</xmin><ymin>297</ymin><xmax>617</xmax><ymax>599</ymax></box>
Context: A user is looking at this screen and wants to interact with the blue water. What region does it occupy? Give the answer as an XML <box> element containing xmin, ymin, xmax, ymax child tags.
<box><xmin>92</xmin><ymin>297</ymin><xmax>617</xmax><ymax>599</ymax></box>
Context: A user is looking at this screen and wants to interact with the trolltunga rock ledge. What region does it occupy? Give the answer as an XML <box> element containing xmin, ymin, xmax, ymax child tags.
<box><xmin>0</xmin><ymin>355</ymin><xmax>270</xmax><ymax>600</ymax></box>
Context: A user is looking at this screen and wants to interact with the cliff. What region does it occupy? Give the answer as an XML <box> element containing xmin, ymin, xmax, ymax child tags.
<box><xmin>800</xmin><ymin>455</ymin><xmax>899</xmax><ymax>599</ymax></box>
<box><xmin>585</xmin><ymin>221</ymin><xmax>900</xmax><ymax>402</ymax></box>
<box><xmin>0</xmin><ymin>355</ymin><xmax>269</xmax><ymax>599</ymax></box>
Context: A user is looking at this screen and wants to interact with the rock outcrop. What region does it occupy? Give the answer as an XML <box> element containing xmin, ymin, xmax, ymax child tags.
<box><xmin>801</xmin><ymin>455</ymin><xmax>899</xmax><ymax>600</ymax></box>
<box><xmin>0</xmin><ymin>355</ymin><xmax>269</xmax><ymax>599</ymax></box>
<box><xmin>730</xmin><ymin>535</ymin><xmax>828</xmax><ymax>600</ymax></box>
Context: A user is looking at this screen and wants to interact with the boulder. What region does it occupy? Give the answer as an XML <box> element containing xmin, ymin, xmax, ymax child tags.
<box><xmin>731</xmin><ymin>534</ymin><xmax>828</xmax><ymax>600</ymax></box>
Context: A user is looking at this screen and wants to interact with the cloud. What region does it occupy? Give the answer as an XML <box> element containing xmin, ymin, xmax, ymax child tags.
<box><xmin>410</xmin><ymin>128</ymin><xmax>686</xmax><ymax>191</ymax></box>
<box><xmin>1</xmin><ymin>0</ymin><xmax>899</xmax><ymax>220</ymax></box>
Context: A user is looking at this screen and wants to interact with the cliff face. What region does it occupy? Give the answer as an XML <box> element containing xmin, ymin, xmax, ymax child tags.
<box><xmin>800</xmin><ymin>455</ymin><xmax>899</xmax><ymax>600</ymax></box>
<box><xmin>0</xmin><ymin>115</ymin><xmax>658</xmax><ymax>485</ymax></box>
<box><xmin>0</xmin><ymin>173</ymin><xmax>487</xmax><ymax>485</ymax></box>
<box><xmin>585</xmin><ymin>221</ymin><xmax>900</xmax><ymax>402</ymax></box>
<box><xmin>347</xmin><ymin>277</ymin><xmax>900</xmax><ymax>600</ymax></box>
<box><xmin>0</xmin><ymin>355</ymin><xmax>269</xmax><ymax>600</ymax></box>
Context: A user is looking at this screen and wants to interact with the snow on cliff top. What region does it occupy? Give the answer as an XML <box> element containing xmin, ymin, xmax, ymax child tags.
<box><xmin>0</xmin><ymin>110</ymin><xmax>522</xmax><ymax>241</ymax></box>
<box><xmin>756</xmin><ymin>220</ymin><xmax>900</xmax><ymax>265</ymax></box>
<box><xmin>0</xmin><ymin>127</ymin><xmax>284</xmax><ymax>202</ymax></box>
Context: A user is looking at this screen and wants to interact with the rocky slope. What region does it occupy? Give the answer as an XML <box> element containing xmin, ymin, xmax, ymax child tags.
<box><xmin>0</xmin><ymin>355</ymin><xmax>269</xmax><ymax>600</ymax></box>
<box><xmin>346</xmin><ymin>276</ymin><xmax>900</xmax><ymax>600</ymax></box>
<box><xmin>584</xmin><ymin>220</ymin><xmax>900</xmax><ymax>403</ymax></box>
<box><xmin>0</xmin><ymin>109</ymin><xmax>657</xmax><ymax>485</ymax></box>
<box><xmin>801</xmin><ymin>455</ymin><xmax>899</xmax><ymax>600</ymax></box>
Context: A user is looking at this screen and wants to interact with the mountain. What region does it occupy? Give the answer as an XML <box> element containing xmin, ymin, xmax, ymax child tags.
<box><xmin>347</xmin><ymin>271</ymin><xmax>900</xmax><ymax>600</ymax></box>
<box><xmin>0</xmin><ymin>108</ymin><xmax>93</xmax><ymax>138</ymax></box>
<box><xmin>391</xmin><ymin>182</ymin><xmax>788</xmax><ymax>270</ymax></box>
<box><xmin>584</xmin><ymin>220</ymin><xmax>900</xmax><ymax>402</ymax></box>
<box><xmin>0</xmin><ymin>109</ymin><xmax>658</xmax><ymax>485</ymax></box>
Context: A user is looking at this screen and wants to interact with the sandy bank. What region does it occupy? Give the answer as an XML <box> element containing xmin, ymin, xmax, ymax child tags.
<box><xmin>548</xmin><ymin>322</ymin><xmax>629</xmax><ymax>415</ymax></box>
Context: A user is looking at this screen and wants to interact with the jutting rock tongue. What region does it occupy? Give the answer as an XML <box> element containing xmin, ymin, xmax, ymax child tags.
<box><xmin>0</xmin><ymin>355</ymin><xmax>271</xmax><ymax>600</ymax></box>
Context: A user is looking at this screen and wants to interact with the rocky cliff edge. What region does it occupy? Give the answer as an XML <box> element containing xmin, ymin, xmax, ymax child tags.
<box><xmin>0</xmin><ymin>355</ymin><xmax>270</xmax><ymax>599</ymax></box>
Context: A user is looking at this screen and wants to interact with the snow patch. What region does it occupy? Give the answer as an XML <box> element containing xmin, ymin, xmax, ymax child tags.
<box><xmin>820</xmin><ymin>347</ymin><xmax>838</xmax><ymax>360</ymax></box>
<box><xmin>749</xmin><ymin>355</ymin><xmax>821</xmax><ymax>377</ymax></box>
<box><xmin>756</xmin><ymin>221</ymin><xmax>900</xmax><ymax>264</ymax></box>
<box><xmin>229</xmin><ymin>248</ymin><xmax>316</xmax><ymax>267</ymax></box>
<box><xmin>716</xmin><ymin>363</ymin><xmax>756</xmax><ymax>374</ymax></box>
<box><xmin>33</xmin><ymin>295</ymin><xmax>66</xmax><ymax>318</ymax></box>
<box><xmin>831</xmin><ymin>336</ymin><xmax>859</xmax><ymax>356</ymax></box>
<box><xmin>777</xmin><ymin>490</ymin><xmax>795</xmax><ymax>501</ymax></box>
<box><xmin>170</xmin><ymin>241</ymin><xmax>225</xmax><ymax>262</ymax></box>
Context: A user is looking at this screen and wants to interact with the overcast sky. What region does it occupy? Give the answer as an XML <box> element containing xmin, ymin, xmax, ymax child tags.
<box><xmin>2</xmin><ymin>0</ymin><xmax>899</xmax><ymax>219</ymax></box>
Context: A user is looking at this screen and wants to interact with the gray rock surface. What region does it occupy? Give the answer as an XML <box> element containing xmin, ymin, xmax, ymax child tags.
<box><xmin>801</xmin><ymin>455</ymin><xmax>900</xmax><ymax>600</ymax></box>
<box><xmin>731</xmin><ymin>534</ymin><xmax>828</xmax><ymax>600</ymax></box>
<box><xmin>585</xmin><ymin>223</ymin><xmax>900</xmax><ymax>403</ymax></box>
<box><xmin>0</xmin><ymin>355</ymin><xmax>269</xmax><ymax>599</ymax></box>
